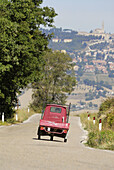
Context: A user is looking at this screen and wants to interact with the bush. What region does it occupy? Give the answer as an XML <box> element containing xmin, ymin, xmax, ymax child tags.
<box><xmin>17</xmin><ymin>109</ymin><xmax>37</xmax><ymax>122</ymax></box>
<box><xmin>98</xmin><ymin>97</ymin><xmax>114</xmax><ymax>117</ymax></box>
<box><xmin>87</xmin><ymin>130</ymin><xmax>114</xmax><ymax>150</ymax></box>
<box><xmin>107</xmin><ymin>110</ymin><xmax>114</xmax><ymax>128</ymax></box>
<box><xmin>80</xmin><ymin>110</ymin><xmax>114</xmax><ymax>150</ymax></box>
<box><xmin>85</xmin><ymin>96</ymin><xmax>94</xmax><ymax>101</ymax></box>
<box><xmin>94</xmin><ymin>104</ymin><xmax>98</xmax><ymax>107</ymax></box>
<box><xmin>87</xmin><ymin>131</ymin><xmax>99</xmax><ymax>147</ymax></box>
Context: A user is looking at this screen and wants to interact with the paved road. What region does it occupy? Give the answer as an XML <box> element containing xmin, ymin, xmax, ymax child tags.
<box><xmin>0</xmin><ymin>114</ymin><xmax>114</xmax><ymax>170</ymax></box>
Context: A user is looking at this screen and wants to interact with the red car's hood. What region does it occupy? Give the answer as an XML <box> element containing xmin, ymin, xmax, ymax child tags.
<box><xmin>39</xmin><ymin>119</ymin><xmax>70</xmax><ymax>130</ymax></box>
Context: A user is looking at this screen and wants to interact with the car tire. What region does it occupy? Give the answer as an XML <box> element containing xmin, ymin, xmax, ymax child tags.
<box><xmin>38</xmin><ymin>135</ymin><xmax>40</xmax><ymax>140</ymax></box>
<box><xmin>50</xmin><ymin>136</ymin><xmax>53</xmax><ymax>141</ymax></box>
<box><xmin>38</xmin><ymin>127</ymin><xmax>41</xmax><ymax>140</ymax></box>
<box><xmin>64</xmin><ymin>138</ymin><xmax>67</xmax><ymax>142</ymax></box>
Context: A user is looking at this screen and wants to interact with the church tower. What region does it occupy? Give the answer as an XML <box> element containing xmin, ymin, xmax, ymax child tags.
<box><xmin>102</xmin><ymin>21</ymin><xmax>104</xmax><ymax>33</ymax></box>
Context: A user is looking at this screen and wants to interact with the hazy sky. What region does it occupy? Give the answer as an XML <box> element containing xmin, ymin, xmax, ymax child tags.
<box><xmin>42</xmin><ymin>0</ymin><xmax>114</xmax><ymax>33</ymax></box>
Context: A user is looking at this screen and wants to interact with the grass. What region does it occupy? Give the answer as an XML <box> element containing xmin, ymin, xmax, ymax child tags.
<box><xmin>80</xmin><ymin>112</ymin><xmax>114</xmax><ymax>150</ymax></box>
<box><xmin>0</xmin><ymin>108</ymin><xmax>38</xmax><ymax>126</ymax></box>
<box><xmin>16</xmin><ymin>108</ymin><xmax>38</xmax><ymax>122</ymax></box>
<box><xmin>0</xmin><ymin>118</ymin><xmax>17</xmax><ymax>126</ymax></box>
<box><xmin>81</xmin><ymin>73</ymin><xmax>114</xmax><ymax>85</ymax></box>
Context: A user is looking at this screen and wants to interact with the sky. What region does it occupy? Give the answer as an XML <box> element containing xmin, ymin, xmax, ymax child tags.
<box><xmin>42</xmin><ymin>0</ymin><xmax>114</xmax><ymax>33</ymax></box>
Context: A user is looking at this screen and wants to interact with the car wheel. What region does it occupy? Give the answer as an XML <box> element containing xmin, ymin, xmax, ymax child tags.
<box><xmin>38</xmin><ymin>135</ymin><xmax>40</xmax><ymax>140</ymax></box>
<box><xmin>50</xmin><ymin>136</ymin><xmax>53</xmax><ymax>141</ymax></box>
<box><xmin>38</xmin><ymin>127</ymin><xmax>41</xmax><ymax>140</ymax></box>
<box><xmin>64</xmin><ymin>138</ymin><xmax>67</xmax><ymax>142</ymax></box>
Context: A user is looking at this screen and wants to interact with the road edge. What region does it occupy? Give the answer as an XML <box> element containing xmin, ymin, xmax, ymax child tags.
<box><xmin>78</xmin><ymin>116</ymin><xmax>114</xmax><ymax>153</ymax></box>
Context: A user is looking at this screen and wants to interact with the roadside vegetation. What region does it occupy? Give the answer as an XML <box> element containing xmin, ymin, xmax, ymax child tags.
<box><xmin>0</xmin><ymin>1</ymin><xmax>76</xmax><ymax>121</ymax></box>
<box><xmin>16</xmin><ymin>108</ymin><xmax>37</xmax><ymax>123</ymax></box>
<box><xmin>0</xmin><ymin>108</ymin><xmax>36</xmax><ymax>126</ymax></box>
<box><xmin>0</xmin><ymin>0</ymin><xmax>57</xmax><ymax>120</ymax></box>
<box><xmin>80</xmin><ymin>97</ymin><xmax>114</xmax><ymax>150</ymax></box>
<box><xmin>31</xmin><ymin>51</ymin><xmax>76</xmax><ymax>112</ymax></box>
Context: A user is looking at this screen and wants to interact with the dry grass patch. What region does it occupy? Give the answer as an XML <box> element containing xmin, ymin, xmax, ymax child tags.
<box><xmin>80</xmin><ymin>112</ymin><xmax>114</xmax><ymax>150</ymax></box>
<box><xmin>16</xmin><ymin>108</ymin><xmax>38</xmax><ymax>122</ymax></box>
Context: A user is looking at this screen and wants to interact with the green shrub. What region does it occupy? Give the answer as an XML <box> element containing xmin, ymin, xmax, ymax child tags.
<box><xmin>6</xmin><ymin>118</ymin><xmax>15</xmax><ymax>124</ymax></box>
<box><xmin>87</xmin><ymin>130</ymin><xmax>114</xmax><ymax>149</ymax></box>
<box><xmin>17</xmin><ymin>109</ymin><xmax>36</xmax><ymax>122</ymax></box>
<box><xmin>98</xmin><ymin>97</ymin><xmax>114</xmax><ymax>117</ymax></box>
<box><xmin>80</xmin><ymin>109</ymin><xmax>114</xmax><ymax>150</ymax></box>
<box><xmin>87</xmin><ymin>131</ymin><xmax>99</xmax><ymax>147</ymax></box>
<box><xmin>107</xmin><ymin>110</ymin><xmax>114</xmax><ymax>128</ymax></box>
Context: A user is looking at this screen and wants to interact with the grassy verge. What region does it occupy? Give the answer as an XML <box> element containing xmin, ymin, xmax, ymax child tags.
<box><xmin>0</xmin><ymin>117</ymin><xmax>17</xmax><ymax>126</ymax></box>
<box><xmin>0</xmin><ymin>108</ymin><xmax>38</xmax><ymax>126</ymax></box>
<box><xmin>80</xmin><ymin>112</ymin><xmax>114</xmax><ymax>150</ymax></box>
<box><xmin>16</xmin><ymin>108</ymin><xmax>38</xmax><ymax>122</ymax></box>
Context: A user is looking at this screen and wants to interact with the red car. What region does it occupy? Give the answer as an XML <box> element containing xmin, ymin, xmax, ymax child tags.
<box><xmin>37</xmin><ymin>103</ymin><xmax>71</xmax><ymax>142</ymax></box>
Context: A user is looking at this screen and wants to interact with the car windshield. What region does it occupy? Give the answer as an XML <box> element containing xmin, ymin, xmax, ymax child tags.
<box><xmin>50</xmin><ymin>107</ymin><xmax>62</xmax><ymax>113</ymax></box>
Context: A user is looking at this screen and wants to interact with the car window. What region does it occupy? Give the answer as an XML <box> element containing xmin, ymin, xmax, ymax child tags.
<box><xmin>50</xmin><ymin>107</ymin><xmax>62</xmax><ymax>113</ymax></box>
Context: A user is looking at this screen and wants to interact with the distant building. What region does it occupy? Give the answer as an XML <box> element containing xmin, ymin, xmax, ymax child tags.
<box><xmin>63</xmin><ymin>39</ymin><xmax>72</xmax><ymax>43</ymax></box>
<box><xmin>78</xmin><ymin>22</ymin><xmax>106</xmax><ymax>38</ymax></box>
<box><xmin>85</xmin><ymin>51</ymin><xmax>91</xmax><ymax>56</ymax></box>
<box><xmin>108</xmin><ymin>62</ymin><xmax>114</xmax><ymax>70</ymax></box>
<box><xmin>52</xmin><ymin>38</ymin><xmax>72</xmax><ymax>43</ymax></box>
<box><xmin>63</xmin><ymin>29</ymin><xmax>72</xmax><ymax>33</ymax></box>
<box><xmin>85</xmin><ymin>65</ymin><xmax>95</xmax><ymax>73</ymax></box>
<box><xmin>78</xmin><ymin>32</ymin><xmax>90</xmax><ymax>36</ymax></box>
<box><xmin>93</xmin><ymin>22</ymin><xmax>104</xmax><ymax>34</ymax></box>
<box><xmin>74</xmin><ymin>65</ymin><xmax>79</xmax><ymax>71</ymax></box>
<box><xmin>77</xmin><ymin>57</ymin><xmax>82</xmax><ymax>62</ymax></box>
<box><xmin>92</xmin><ymin>60</ymin><xmax>106</xmax><ymax>66</ymax></box>
<box><xmin>96</xmin><ymin>65</ymin><xmax>108</xmax><ymax>74</ymax></box>
<box><xmin>84</xmin><ymin>58</ymin><xmax>88</xmax><ymax>62</ymax></box>
<box><xmin>72</xmin><ymin>58</ymin><xmax>77</xmax><ymax>63</ymax></box>
<box><xmin>61</xmin><ymin>50</ymin><xmax>67</xmax><ymax>54</ymax></box>
<box><xmin>52</xmin><ymin>38</ymin><xmax>61</xmax><ymax>42</ymax></box>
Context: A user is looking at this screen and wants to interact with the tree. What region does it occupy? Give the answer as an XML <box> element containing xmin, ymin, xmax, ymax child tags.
<box><xmin>90</xmin><ymin>30</ymin><xmax>93</xmax><ymax>33</ymax></box>
<box><xmin>98</xmin><ymin>98</ymin><xmax>114</xmax><ymax>128</ymax></box>
<box><xmin>77</xmin><ymin>68</ymin><xmax>83</xmax><ymax>76</ymax></box>
<box><xmin>0</xmin><ymin>0</ymin><xmax>57</xmax><ymax>119</ymax></box>
<box><xmin>31</xmin><ymin>51</ymin><xmax>76</xmax><ymax>111</ymax></box>
<box><xmin>89</xmin><ymin>102</ymin><xmax>93</xmax><ymax>107</ymax></box>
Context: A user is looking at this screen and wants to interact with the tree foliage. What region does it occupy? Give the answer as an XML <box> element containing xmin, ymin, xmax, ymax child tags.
<box><xmin>98</xmin><ymin>97</ymin><xmax>114</xmax><ymax>128</ymax></box>
<box><xmin>0</xmin><ymin>0</ymin><xmax>57</xmax><ymax>119</ymax></box>
<box><xmin>99</xmin><ymin>97</ymin><xmax>114</xmax><ymax>113</ymax></box>
<box><xmin>31</xmin><ymin>51</ymin><xmax>76</xmax><ymax>111</ymax></box>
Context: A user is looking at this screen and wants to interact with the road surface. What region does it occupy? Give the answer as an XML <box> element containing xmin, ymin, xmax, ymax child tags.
<box><xmin>0</xmin><ymin>114</ymin><xmax>114</xmax><ymax>170</ymax></box>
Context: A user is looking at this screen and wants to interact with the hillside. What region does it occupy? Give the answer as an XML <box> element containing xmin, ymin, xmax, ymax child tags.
<box><xmin>40</xmin><ymin>27</ymin><xmax>114</xmax><ymax>109</ymax></box>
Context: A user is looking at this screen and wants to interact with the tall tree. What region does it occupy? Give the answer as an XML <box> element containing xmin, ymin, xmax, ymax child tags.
<box><xmin>0</xmin><ymin>0</ymin><xmax>57</xmax><ymax>118</ymax></box>
<box><xmin>31</xmin><ymin>51</ymin><xmax>76</xmax><ymax>111</ymax></box>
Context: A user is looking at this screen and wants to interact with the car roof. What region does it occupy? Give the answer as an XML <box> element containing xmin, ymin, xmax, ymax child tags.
<box><xmin>46</xmin><ymin>104</ymin><xmax>67</xmax><ymax>109</ymax></box>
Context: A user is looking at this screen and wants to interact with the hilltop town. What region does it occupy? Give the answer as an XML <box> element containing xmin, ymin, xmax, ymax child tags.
<box><xmin>40</xmin><ymin>24</ymin><xmax>114</xmax><ymax>111</ymax></box>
